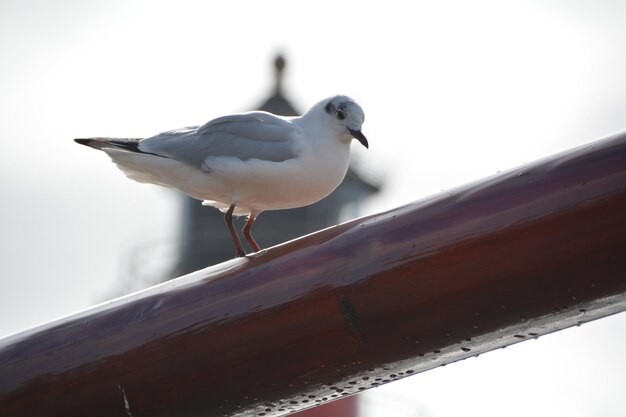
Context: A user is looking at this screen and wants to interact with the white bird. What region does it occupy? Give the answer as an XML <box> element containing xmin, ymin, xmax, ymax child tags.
<box><xmin>75</xmin><ymin>95</ymin><xmax>368</xmax><ymax>257</ymax></box>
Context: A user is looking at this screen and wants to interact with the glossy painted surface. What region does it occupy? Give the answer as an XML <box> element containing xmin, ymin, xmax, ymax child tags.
<box><xmin>1</xmin><ymin>132</ymin><xmax>626</xmax><ymax>417</ymax></box>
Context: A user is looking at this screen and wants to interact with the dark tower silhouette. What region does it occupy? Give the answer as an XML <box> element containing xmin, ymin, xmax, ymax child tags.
<box><xmin>174</xmin><ymin>55</ymin><xmax>379</xmax><ymax>274</ymax></box>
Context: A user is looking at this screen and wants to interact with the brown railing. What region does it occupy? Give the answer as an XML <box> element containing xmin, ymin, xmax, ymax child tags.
<box><xmin>1</xmin><ymin>132</ymin><xmax>625</xmax><ymax>417</ymax></box>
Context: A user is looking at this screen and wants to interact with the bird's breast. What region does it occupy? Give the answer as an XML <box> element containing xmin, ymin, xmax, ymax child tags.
<box><xmin>162</xmin><ymin>139</ymin><xmax>352</xmax><ymax>213</ymax></box>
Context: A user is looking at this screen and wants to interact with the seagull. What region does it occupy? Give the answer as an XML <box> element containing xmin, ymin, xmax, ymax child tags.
<box><xmin>75</xmin><ymin>95</ymin><xmax>368</xmax><ymax>257</ymax></box>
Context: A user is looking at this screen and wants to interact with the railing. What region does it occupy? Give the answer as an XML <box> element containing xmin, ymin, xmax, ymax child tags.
<box><xmin>1</xmin><ymin>132</ymin><xmax>625</xmax><ymax>417</ymax></box>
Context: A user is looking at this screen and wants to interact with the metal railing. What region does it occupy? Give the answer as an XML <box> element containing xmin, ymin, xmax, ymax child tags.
<box><xmin>1</xmin><ymin>132</ymin><xmax>625</xmax><ymax>417</ymax></box>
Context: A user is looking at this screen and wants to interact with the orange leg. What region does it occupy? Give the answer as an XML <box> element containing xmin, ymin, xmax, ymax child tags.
<box><xmin>242</xmin><ymin>214</ymin><xmax>261</xmax><ymax>253</ymax></box>
<box><xmin>225</xmin><ymin>204</ymin><xmax>246</xmax><ymax>257</ymax></box>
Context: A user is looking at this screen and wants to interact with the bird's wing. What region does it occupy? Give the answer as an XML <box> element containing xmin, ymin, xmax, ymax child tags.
<box><xmin>138</xmin><ymin>112</ymin><xmax>302</xmax><ymax>171</ymax></box>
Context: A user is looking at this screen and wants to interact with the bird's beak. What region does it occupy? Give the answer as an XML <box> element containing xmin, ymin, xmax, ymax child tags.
<box><xmin>348</xmin><ymin>128</ymin><xmax>369</xmax><ymax>149</ymax></box>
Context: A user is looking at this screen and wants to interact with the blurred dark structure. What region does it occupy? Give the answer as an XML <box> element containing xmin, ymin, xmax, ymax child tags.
<box><xmin>174</xmin><ymin>55</ymin><xmax>379</xmax><ymax>274</ymax></box>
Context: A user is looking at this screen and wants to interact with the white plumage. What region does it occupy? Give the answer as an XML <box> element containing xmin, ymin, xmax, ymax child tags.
<box><xmin>75</xmin><ymin>95</ymin><xmax>368</xmax><ymax>257</ymax></box>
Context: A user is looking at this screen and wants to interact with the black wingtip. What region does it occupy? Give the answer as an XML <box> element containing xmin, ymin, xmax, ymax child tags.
<box><xmin>73</xmin><ymin>137</ymin><xmax>168</xmax><ymax>158</ymax></box>
<box><xmin>74</xmin><ymin>138</ymin><xmax>92</xmax><ymax>146</ymax></box>
<box><xmin>73</xmin><ymin>137</ymin><xmax>142</xmax><ymax>152</ymax></box>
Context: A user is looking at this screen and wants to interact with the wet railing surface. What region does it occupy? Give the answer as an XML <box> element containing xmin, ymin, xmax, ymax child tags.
<box><xmin>1</xmin><ymin>132</ymin><xmax>625</xmax><ymax>417</ymax></box>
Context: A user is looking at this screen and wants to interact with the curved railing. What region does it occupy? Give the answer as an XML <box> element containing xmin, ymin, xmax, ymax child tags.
<box><xmin>1</xmin><ymin>132</ymin><xmax>625</xmax><ymax>417</ymax></box>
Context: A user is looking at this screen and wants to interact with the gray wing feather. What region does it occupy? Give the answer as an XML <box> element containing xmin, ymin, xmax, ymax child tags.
<box><xmin>138</xmin><ymin>112</ymin><xmax>300</xmax><ymax>170</ymax></box>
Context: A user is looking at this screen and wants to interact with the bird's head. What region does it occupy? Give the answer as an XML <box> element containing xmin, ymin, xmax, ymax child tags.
<box><xmin>318</xmin><ymin>95</ymin><xmax>368</xmax><ymax>148</ymax></box>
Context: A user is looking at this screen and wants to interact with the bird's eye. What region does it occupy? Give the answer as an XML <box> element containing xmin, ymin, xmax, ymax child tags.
<box><xmin>336</xmin><ymin>110</ymin><xmax>345</xmax><ymax>120</ymax></box>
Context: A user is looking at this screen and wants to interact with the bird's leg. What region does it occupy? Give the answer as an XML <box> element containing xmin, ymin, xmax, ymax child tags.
<box><xmin>242</xmin><ymin>214</ymin><xmax>261</xmax><ymax>253</ymax></box>
<box><xmin>225</xmin><ymin>203</ymin><xmax>246</xmax><ymax>257</ymax></box>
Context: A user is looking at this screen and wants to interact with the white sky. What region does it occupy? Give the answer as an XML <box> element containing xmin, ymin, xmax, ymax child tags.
<box><xmin>1</xmin><ymin>1</ymin><xmax>626</xmax><ymax>416</ymax></box>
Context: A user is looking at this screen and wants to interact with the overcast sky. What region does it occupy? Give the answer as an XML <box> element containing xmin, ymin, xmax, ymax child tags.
<box><xmin>1</xmin><ymin>1</ymin><xmax>626</xmax><ymax>416</ymax></box>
